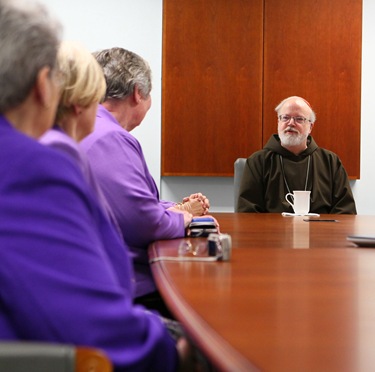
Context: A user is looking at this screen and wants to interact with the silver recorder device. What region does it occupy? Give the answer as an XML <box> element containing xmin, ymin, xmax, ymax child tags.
<box><xmin>207</xmin><ymin>233</ymin><xmax>232</xmax><ymax>261</ymax></box>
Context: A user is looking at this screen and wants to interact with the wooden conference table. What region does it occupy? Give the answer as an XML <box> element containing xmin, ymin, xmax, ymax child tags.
<box><xmin>148</xmin><ymin>213</ymin><xmax>375</xmax><ymax>371</ymax></box>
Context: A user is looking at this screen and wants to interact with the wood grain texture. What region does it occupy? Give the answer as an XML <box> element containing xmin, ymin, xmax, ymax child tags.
<box><xmin>162</xmin><ymin>0</ymin><xmax>263</xmax><ymax>176</ymax></box>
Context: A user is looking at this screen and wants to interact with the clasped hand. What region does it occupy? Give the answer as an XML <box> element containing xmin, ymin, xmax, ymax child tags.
<box><xmin>168</xmin><ymin>193</ymin><xmax>210</xmax><ymax>228</ymax></box>
<box><xmin>179</xmin><ymin>193</ymin><xmax>210</xmax><ymax>216</ymax></box>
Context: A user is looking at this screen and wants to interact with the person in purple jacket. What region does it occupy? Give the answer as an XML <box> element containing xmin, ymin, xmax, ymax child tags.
<box><xmin>39</xmin><ymin>40</ymin><xmax>119</xmax><ymax>230</ymax></box>
<box><xmin>80</xmin><ymin>47</ymin><xmax>212</xmax><ymax>316</ymax></box>
<box><xmin>0</xmin><ymin>1</ymin><xmax>195</xmax><ymax>370</ymax></box>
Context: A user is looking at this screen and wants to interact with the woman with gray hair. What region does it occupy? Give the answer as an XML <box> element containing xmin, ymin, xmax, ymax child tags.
<box><xmin>0</xmin><ymin>1</ymin><xmax>195</xmax><ymax>370</ymax></box>
<box><xmin>0</xmin><ymin>0</ymin><xmax>62</xmax><ymax>136</ymax></box>
<box><xmin>81</xmin><ymin>47</ymin><xmax>214</xmax><ymax>317</ymax></box>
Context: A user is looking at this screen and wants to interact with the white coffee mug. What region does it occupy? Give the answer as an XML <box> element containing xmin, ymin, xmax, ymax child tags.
<box><xmin>285</xmin><ymin>190</ymin><xmax>311</xmax><ymax>215</ymax></box>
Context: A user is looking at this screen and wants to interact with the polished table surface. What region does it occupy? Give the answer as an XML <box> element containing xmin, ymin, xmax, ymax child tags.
<box><xmin>148</xmin><ymin>213</ymin><xmax>375</xmax><ymax>371</ymax></box>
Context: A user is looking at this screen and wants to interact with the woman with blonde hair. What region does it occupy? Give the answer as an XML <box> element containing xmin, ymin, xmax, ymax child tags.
<box><xmin>40</xmin><ymin>41</ymin><xmax>115</xmax><ymax>221</ymax></box>
<box><xmin>40</xmin><ymin>40</ymin><xmax>106</xmax><ymax>154</ymax></box>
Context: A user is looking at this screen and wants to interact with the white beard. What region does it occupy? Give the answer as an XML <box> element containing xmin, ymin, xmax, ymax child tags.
<box><xmin>279</xmin><ymin>130</ymin><xmax>308</xmax><ymax>147</ymax></box>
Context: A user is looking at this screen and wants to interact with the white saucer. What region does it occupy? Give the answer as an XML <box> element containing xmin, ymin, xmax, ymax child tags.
<box><xmin>281</xmin><ymin>212</ymin><xmax>320</xmax><ymax>217</ymax></box>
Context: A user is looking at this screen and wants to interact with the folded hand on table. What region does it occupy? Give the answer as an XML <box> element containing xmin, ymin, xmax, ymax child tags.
<box><xmin>175</xmin><ymin>193</ymin><xmax>210</xmax><ymax>216</ymax></box>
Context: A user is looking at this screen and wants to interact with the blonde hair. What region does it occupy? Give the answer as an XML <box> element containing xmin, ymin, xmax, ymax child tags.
<box><xmin>56</xmin><ymin>40</ymin><xmax>106</xmax><ymax>122</ymax></box>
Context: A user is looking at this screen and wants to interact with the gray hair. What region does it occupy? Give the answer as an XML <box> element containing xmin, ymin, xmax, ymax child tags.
<box><xmin>0</xmin><ymin>0</ymin><xmax>62</xmax><ymax>113</ymax></box>
<box><xmin>275</xmin><ymin>96</ymin><xmax>317</xmax><ymax>123</ymax></box>
<box><xmin>93</xmin><ymin>47</ymin><xmax>152</xmax><ymax>101</ymax></box>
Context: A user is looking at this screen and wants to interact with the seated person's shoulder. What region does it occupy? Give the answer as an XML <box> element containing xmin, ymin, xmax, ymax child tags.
<box><xmin>314</xmin><ymin>147</ymin><xmax>343</xmax><ymax>163</ymax></box>
<box><xmin>22</xmin><ymin>140</ymin><xmax>84</xmax><ymax>184</ymax></box>
<box><xmin>82</xmin><ymin>122</ymin><xmax>137</xmax><ymax>152</ymax></box>
<box><xmin>246</xmin><ymin>148</ymin><xmax>270</xmax><ymax>163</ymax></box>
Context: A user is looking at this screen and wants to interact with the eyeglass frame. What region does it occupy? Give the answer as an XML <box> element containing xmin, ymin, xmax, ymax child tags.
<box><xmin>278</xmin><ymin>114</ymin><xmax>312</xmax><ymax>125</ymax></box>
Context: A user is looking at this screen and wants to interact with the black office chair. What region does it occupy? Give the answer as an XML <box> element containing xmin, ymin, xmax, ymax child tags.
<box><xmin>0</xmin><ymin>342</ymin><xmax>112</xmax><ymax>372</ymax></box>
<box><xmin>234</xmin><ymin>158</ymin><xmax>246</xmax><ymax>212</ymax></box>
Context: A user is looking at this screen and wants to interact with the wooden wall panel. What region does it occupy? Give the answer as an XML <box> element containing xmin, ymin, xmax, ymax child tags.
<box><xmin>162</xmin><ymin>0</ymin><xmax>264</xmax><ymax>176</ymax></box>
<box><xmin>263</xmin><ymin>0</ymin><xmax>362</xmax><ymax>178</ymax></box>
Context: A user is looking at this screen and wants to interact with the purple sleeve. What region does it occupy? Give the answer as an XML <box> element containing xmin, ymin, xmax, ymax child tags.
<box><xmin>82</xmin><ymin>131</ymin><xmax>185</xmax><ymax>248</ymax></box>
<box><xmin>0</xmin><ymin>150</ymin><xmax>178</xmax><ymax>371</ymax></box>
<box><xmin>161</xmin><ymin>200</ymin><xmax>176</xmax><ymax>209</ymax></box>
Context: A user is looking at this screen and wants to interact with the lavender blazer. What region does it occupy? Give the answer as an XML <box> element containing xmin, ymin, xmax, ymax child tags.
<box><xmin>0</xmin><ymin>115</ymin><xmax>178</xmax><ymax>371</ymax></box>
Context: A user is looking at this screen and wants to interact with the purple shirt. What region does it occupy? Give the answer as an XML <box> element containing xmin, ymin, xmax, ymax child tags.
<box><xmin>0</xmin><ymin>115</ymin><xmax>178</xmax><ymax>371</ymax></box>
<box><xmin>40</xmin><ymin>126</ymin><xmax>123</xmax><ymax>238</ymax></box>
<box><xmin>80</xmin><ymin>105</ymin><xmax>185</xmax><ymax>297</ymax></box>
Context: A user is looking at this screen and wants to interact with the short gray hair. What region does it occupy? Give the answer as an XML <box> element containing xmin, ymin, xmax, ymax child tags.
<box><xmin>0</xmin><ymin>0</ymin><xmax>62</xmax><ymax>113</ymax></box>
<box><xmin>93</xmin><ymin>47</ymin><xmax>152</xmax><ymax>101</ymax></box>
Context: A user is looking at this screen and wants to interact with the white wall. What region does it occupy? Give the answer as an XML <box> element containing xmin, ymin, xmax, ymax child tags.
<box><xmin>353</xmin><ymin>0</ymin><xmax>375</xmax><ymax>214</ymax></box>
<box><xmin>41</xmin><ymin>0</ymin><xmax>374</xmax><ymax>214</ymax></box>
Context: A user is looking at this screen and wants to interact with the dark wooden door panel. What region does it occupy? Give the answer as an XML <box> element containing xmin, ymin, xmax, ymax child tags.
<box><xmin>162</xmin><ymin>0</ymin><xmax>264</xmax><ymax>176</ymax></box>
<box><xmin>263</xmin><ymin>0</ymin><xmax>362</xmax><ymax>178</ymax></box>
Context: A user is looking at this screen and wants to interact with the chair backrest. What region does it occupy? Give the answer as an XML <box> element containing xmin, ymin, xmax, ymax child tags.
<box><xmin>0</xmin><ymin>342</ymin><xmax>112</xmax><ymax>372</ymax></box>
<box><xmin>233</xmin><ymin>158</ymin><xmax>246</xmax><ymax>212</ymax></box>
